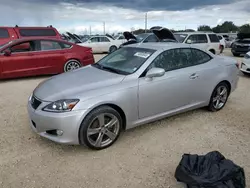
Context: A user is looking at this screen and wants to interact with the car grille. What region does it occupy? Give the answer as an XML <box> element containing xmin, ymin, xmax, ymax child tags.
<box><xmin>235</xmin><ymin>44</ymin><xmax>249</xmax><ymax>50</ymax></box>
<box><xmin>31</xmin><ymin>95</ymin><xmax>42</xmax><ymax>110</ymax></box>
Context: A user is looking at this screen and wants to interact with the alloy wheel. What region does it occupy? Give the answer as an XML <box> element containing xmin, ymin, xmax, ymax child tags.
<box><xmin>87</xmin><ymin>113</ymin><xmax>120</xmax><ymax>148</ymax></box>
<box><xmin>212</xmin><ymin>85</ymin><xmax>228</xmax><ymax>110</ymax></box>
<box><xmin>65</xmin><ymin>61</ymin><xmax>81</xmax><ymax>72</ymax></box>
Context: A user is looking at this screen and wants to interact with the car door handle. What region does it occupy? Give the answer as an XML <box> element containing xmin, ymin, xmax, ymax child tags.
<box><xmin>190</xmin><ymin>73</ymin><xmax>199</xmax><ymax>79</ymax></box>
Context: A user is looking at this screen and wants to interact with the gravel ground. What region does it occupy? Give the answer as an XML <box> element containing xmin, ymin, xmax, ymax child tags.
<box><xmin>0</xmin><ymin>49</ymin><xmax>250</xmax><ymax>187</ymax></box>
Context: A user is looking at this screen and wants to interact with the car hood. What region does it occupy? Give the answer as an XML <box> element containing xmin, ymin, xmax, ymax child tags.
<box><xmin>123</xmin><ymin>31</ymin><xmax>137</xmax><ymax>41</ymax></box>
<box><xmin>33</xmin><ymin>65</ymin><xmax>126</xmax><ymax>102</ymax></box>
<box><xmin>150</xmin><ymin>26</ymin><xmax>177</xmax><ymax>41</ymax></box>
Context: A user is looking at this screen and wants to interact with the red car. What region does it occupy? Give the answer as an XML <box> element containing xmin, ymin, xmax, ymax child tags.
<box><xmin>0</xmin><ymin>26</ymin><xmax>61</xmax><ymax>45</ymax></box>
<box><xmin>0</xmin><ymin>38</ymin><xmax>94</xmax><ymax>79</ymax></box>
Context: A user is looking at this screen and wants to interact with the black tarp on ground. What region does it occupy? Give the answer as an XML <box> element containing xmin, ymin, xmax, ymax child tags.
<box><xmin>174</xmin><ymin>151</ymin><xmax>246</xmax><ymax>188</ymax></box>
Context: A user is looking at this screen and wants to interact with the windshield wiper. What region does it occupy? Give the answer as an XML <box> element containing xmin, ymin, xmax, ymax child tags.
<box><xmin>101</xmin><ymin>66</ymin><xmax>121</xmax><ymax>74</ymax></box>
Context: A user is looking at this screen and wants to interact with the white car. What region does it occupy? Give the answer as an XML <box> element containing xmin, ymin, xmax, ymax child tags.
<box><xmin>240</xmin><ymin>52</ymin><xmax>250</xmax><ymax>75</ymax></box>
<box><xmin>174</xmin><ymin>32</ymin><xmax>221</xmax><ymax>55</ymax></box>
<box><xmin>217</xmin><ymin>34</ymin><xmax>226</xmax><ymax>53</ymax></box>
<box><xmin>78</xmin><ymin>35</ymin><xmax>123</xmax><ymax>53</ymax></box>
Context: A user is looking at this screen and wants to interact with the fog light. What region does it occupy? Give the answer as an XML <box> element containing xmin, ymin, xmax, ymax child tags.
<box><xmin>56</xmin><ymin>130</ymin><xmax>63</xmax><ymax>136</ymax></box>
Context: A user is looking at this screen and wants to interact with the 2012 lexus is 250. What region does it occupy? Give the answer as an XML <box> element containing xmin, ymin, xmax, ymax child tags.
<box><xmin>27</xmin><ymin>43</ymin><xmax>239</xmax><ymax>150</ymax></box>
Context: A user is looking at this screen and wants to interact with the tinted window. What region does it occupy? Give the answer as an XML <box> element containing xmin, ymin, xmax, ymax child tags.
<box><xmin>208</xmin><ymin>34</ymin><xmax>220</xmax><ymax>43</ymax></box>
<box><xmin>93</xmin><ymin>47</ymin><xmax>156</xmax><ymax>75</ymax></box>
<box><xmin>100</xmin><ymin>37</ymin><xmax>110</xmax><ymax>42</ymax></box>
<box><xmin>0</xmin><ymin>28</ymin><xmax>9</xmax><ymax>38</ymax></box>
<box><xmin>40</xmin><ymin>40</ymin><xmax>62</xmax><ymax>51</ymax></box>
<box><xmin>174</xmin><ymin>34</ymin><xmax>188</xmax><ymax>43</ymax></box>
<box><xmin>19</xmin><ymin>29</ymin><xmax>57</xmax><ymax>37</ymax></box>
<box><xmin>148</xmin><ymin>48</ymin><xmax>193</xmax><ymax>72</ymax></box>
<box><xmin>90</xmin><ymin>37</ymin><xmax>99</xmax><ymax>42</ymax></box>
<box><xmin>143</xmin><ymin>35</ymin><xmax>159</xmax><ymax>43</ymax></box>
<box><xmin>187</xmin><ymin>34</ymin><xmax>208</xmax><ymax>43</ymax></box>
<box><xmin>191</xmin><ymin>48</ymin><xmax>211</xmax><ymax>64</ymax></box>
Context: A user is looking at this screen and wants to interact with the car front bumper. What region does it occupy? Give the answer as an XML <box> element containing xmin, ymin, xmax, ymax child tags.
<box><xmin>240</xmin><ymin>60</ymin><xmax>250</xmax><ymax>73</ymax></box>
<box><xmin>27</xmin><ymin>97</ymin><xmax>87</xmax><ymax>145</ymax></box>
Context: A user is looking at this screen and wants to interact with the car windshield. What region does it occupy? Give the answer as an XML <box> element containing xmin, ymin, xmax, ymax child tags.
<box><xmin>174</xmin><ymin>34</ymin><xmax>188</xmax><ymax>43</ymax></box>
<box><xmin>136</xmin><ymin>33</ymin><xmax>151</xmax><ymax>42</ymax></box>
<box><xmin>92</xmin><ymin>47</ymin><xmax>156</xmax><ymax>75</ymax></box>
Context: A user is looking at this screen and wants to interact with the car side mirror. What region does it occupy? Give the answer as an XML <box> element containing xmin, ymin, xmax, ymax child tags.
<box><xmin>186</xmin><ymin>39</ymin><xmax>192</xmax><ymax>44</ymax></box>
<box><xmin>3</xmin><ymin>49</ymin><xmax>11</xmax><ymax>56</ymax></box>
<box><xmin>146</xmin><ymin>68</ymin><xmax>165</xmax><ymax>79</ymax></box>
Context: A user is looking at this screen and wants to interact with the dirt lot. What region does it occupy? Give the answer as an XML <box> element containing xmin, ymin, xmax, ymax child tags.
<box><xmin>0</xmin><ymin>49</ymin><xmax>249</xmax><ymax>187</ymax></box>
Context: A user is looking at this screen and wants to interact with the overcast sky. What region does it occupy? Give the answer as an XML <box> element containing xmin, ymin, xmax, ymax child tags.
<box><xmin>1</xmin><ymin>0</ymin><xmax>250</xmax><ymax>34</ymax></box>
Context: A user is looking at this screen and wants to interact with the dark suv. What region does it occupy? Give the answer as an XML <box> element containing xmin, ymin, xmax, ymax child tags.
<box><xmin>231</xmin><ymin>33</ymin><xmax>250</xmax><ymax>56</ymax></box>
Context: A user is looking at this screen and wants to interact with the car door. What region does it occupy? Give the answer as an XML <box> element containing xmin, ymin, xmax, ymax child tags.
<box><xmin>185</xmin><ymin>34</ymin><xmax>209</xmax><ymax>51</ymax></box>
<box><xmin>99</xmin><ymin>37</ymin><xmax>111</xmax><ymax>52</ymax></box>
<box><xmin>0</xmin><ymin>40</ymin><xmax>41</xmax><ymax>79</ymax></box>
<box><xmin>138</xmin><ymin>48</ymin><xmax>203</xmax><ymax>119</ymax></box>
<box><xmin>87</xmin><ymin>37</ymin><xmax>100</xmax><ymax>53</ymax></box>
<box><xmin>29</xmin><ymin>40</ymin><xmax>66</xmax><ymax>74</ymax></box>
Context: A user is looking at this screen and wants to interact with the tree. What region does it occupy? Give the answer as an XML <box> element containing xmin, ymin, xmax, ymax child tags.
<box><xmin>239</xmin><ymin>24</ymin><xmax>250</xmax><ymax>33</ymax></box>
<box><xmin>212</xmin><ymin>21</ymin><xmax>238</xmax><ymax>33</ymax></box>
<box><xmin>198</xmin><ymin>25</ymin><xmax>212</xmax><ymax>31</ymax></box>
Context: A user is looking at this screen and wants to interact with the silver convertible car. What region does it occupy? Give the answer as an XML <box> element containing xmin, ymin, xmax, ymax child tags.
<box><xmin>27</xmin><ymin>43</ymin><xmax>239</xmax><ymax>150</ymax></box>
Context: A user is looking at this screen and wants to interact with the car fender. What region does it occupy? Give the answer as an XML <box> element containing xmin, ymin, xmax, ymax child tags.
<box><xmin>74</xmin><ymin>85</ymin><xmax>139</xmax><ymax>131</ymax></box>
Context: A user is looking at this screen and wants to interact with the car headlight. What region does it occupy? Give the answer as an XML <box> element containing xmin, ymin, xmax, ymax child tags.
<box><xmin>244</xmin><ymin>54</ymin><xmax>250</xmax><ymax>59</ymax></box>
<box><xmin>42</xmin><ymin>99</ymin><xmax>79</xmax><ymax>112</ymax></box>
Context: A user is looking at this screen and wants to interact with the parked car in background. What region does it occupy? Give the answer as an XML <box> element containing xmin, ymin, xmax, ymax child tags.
<box><xmin>28</xmin><ymin>42</ymin><xmax>239</xmax><ymax>150</ymax></box>
<box><xmin>0</xmin><ymin>38</ymin><xmax>94</xmax><ymax>79</ymax></box>
<box><xmin>217</xmin><ymin>34</ymin><xmax>226</xmax><ymax>53</ymax></box>
<box><xmin>0</xmin><ymin>25</ymin><xmax>61</xmax><ymax>45</ymax></box>
<box><xmin>174</xmin><ymin>32</ymin><xmax>221</xmax><ymax>54</ymax></box>
<box><xmin>77</xmin><ymin>35</ymin><xmax>123</xmax><ymax>53</ymax></box>
<box><xmin>231</xmin><ymin>33</ymin><xmax>250</xmax><ymax>56</ymax></box>
<box><xmin>240</xmin><ymin>51</ymin><xmax>250</xmax><ymax>75</ymax></box>
<box><xmin>121</xmin><ymin>27</ymin><xmax>177</xmax><ymax>47</ymax></box>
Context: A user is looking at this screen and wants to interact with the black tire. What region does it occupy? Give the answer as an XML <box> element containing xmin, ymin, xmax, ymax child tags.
<box><xmin>109</xmin><ymin>46</ymin><xmax>117</xmax><ymax>53</ymax></box>
<box><xmin>209</xmin><ymin>49</ymin><xmax>215</xmax><ymax>54</ymax></box>
<box><xmin>232</xmin><ymin>53</ymin><xmax>240</xmax><ymax>57</ymax></box>
<box><xmin>79</xmin><ymin>106</ymin><xmax>122</xmax><ymax>150</ymax></box>
<box><xmin>64</xmin><ymin>59</ymin><xmax>81</xmax><ymax>72</ymax></box>
<box><xmin>207</xmin><ymin>82</ymin><xmax>230</xmax><ymax>112</ymax></box>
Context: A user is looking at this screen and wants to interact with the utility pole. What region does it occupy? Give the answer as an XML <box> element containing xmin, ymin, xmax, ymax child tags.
<box><xmin>145</xmin><ymin>12</ymin><xmax>148</xmax><ymax>33</ymax></box>
<box><xmin>103</xmin><ymin>22</ymin><xmax>106</xmax><ymax>35</ymax></box>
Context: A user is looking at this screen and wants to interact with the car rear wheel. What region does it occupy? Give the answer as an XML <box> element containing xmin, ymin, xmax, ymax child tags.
<box><xmin>209</xmin><ymin>49</ymin><xmax>216</xmax><ymax>54</ymax></box>
<box><xmin>79</xmin><ymin>106</ymin><xmax>122</xmax><ymax>150</ymax></box>
<box><xmin>64</xmin><ymin>59</ymin><xmax>81</xmax><ymax>72</ymax></box>
<box><xmin>207</xmin><ymin>82</ymin><xmax>229</xmax><ymax>112</ymax></box>
<box><xmin>109</xmin><ymin>46</ymin><xmax>117</xmax><ymax>53</ymax></box>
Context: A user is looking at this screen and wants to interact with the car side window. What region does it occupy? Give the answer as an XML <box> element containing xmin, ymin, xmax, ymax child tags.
<box><xmin>40</xmin><ymin>40</ymin><xmax>62</xmax><ymax>51</ymax></box>
<box><xmin>147</xmin><ymin>48</ymin><xmax>193</xmax><ymax>72</ymax></box>
<box><xmin>186</xmin><ymin>34</ymin><xmax>208</xmax><ymax>43</ymax></box>
<box><xmin>90</xmin><ymin>37</ymin><xmax>99</xmax><ymax>42</ymax></box>
<box><xmin>144</xmin><ymin>35</ymin><xmax>159</xmax><ymax>43</ymax></box>
<box><xmin>9</xmin><ymin>41</ymin><xmax>34</xmax><ymax>53</ymax></box>
<box><xmin>100</xmin><ymin>37</ymin><xmax>110</xmax><ymax>42</ymax></box>
<box><xmin>118</xmin><ymin>36</ymin><xmax>125</xmax><ymax>40</ymax></box>
<box><xmin>208</xmin><ymin>34</ymin><xmax>220</xmax><ymax>43</ymax></box>
<box><xmin>191</xmin><ymin>48</ymin><xmax>212</xmax><ymax>65</ymax></box>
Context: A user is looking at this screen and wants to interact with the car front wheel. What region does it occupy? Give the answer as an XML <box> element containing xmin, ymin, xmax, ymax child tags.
<box><xmin>79</xmin><ymin>106</ymin><xmax>122</xmax><ymax>150</ymax></box>
<box><xmin>207</xmin><ymin>82</ymin><xmax>229</xmax><ymax>112</ymax></box>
